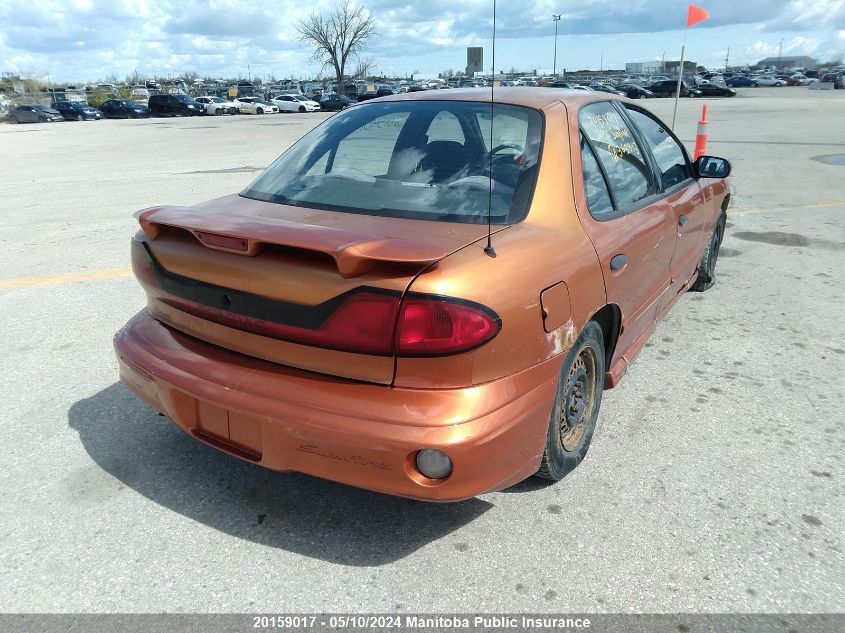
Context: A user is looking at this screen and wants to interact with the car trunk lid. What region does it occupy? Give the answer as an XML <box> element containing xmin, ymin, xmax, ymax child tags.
<box><xmin>133</xmin><ymin>194</ymin><xmax>494</xmax><ymax>384</ymax></box>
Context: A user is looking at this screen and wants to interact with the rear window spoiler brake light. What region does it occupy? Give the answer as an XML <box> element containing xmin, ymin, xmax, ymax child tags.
<box><xmin>135</xmin><ymin>206</ymin><xmax>447</xmax><ymax>278</ymax></box>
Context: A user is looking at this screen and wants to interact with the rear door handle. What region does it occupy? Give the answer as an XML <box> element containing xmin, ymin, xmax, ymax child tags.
<box><xmin>678</xmin><ymin>214</ymin><xmax>689</xmax><ymax>226</ymax></box>
<box><xmin>610</xmin><ymin>254</ymin><xmax>628</xmax><ymax>272</ymax></box>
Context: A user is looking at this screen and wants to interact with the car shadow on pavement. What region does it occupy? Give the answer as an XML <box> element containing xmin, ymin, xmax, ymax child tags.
<box><xmin>68</xmin><ymin>382</ymin><xmax>493</xmax><ymax>566</ymax></box>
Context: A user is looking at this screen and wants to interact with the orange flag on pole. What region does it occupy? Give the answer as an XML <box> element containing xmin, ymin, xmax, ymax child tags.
<box><xmin>686</xmin><ymin>3</ymin><xmax>709</xmax><ymax>28</ymax></box>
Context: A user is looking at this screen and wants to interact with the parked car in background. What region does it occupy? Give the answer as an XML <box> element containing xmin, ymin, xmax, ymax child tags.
<box><xmin>148</xmin><ymin>93</ymin><xmax>204</xmax><ymax>117</ymax></box>
<box><xmin>820</xmin><ymin>71</ymin><xmax>845</xmax><ymax>89</ymax></box>
<box><xmin>648</xmin><ymin>80</ymin><xmax>691</xmax><ymax>97</ymax></box>
<box><xmin>755</xmin><ymin>75</ymin><xmax>786</xmax><ymax>87</ymax></box>
<box><xmin>319</xmin><ymin>94</ymin><xmax>356</xmax><ymax>111</ymax></box>
<box><xmin>9</xmin><ymin>104</ymin><xmax>63</xmax><ymax>124</ymax></box>
<box><xmin>195</xmin><ymin>96</ymin><xmax>238</xmax><ymax>115</ymax></box>
<box><xmin>233</xmin><ymin>97</ymin><xmax>280</xmax><ymax>114</ymax></box>
<box><xmin>53</xmin><ymin>101</ymin><xmax>103</xmax><ymax>120</ymax></box>
<box><xmin>693</xmin><ymin>83</ymin><xmax>737</xmax><ymax>97</ymax></box>
<box><xmin>99</xmin><ymin>99</ymin><xmax>151</xmax><ymax>118</ymax></box>
<box><xmin>590</xmin><ymin>84</ymin><xmax>626</xmax><ymax>96</ymax></box>
<box><xmin>357</xmin><ymin>86</ymin><xmax>398</xmax><ymax>102</ymax></box>
<box><xmin>786</xmin><ymin>74</ymin><xmax>810</xmax><ymax>86</ymax></box>
<box><xmin>271</xmin><ymin>94</ymin><xmax>321</xmax><ymax>112</ymax></box>
<box><xmin>97</xmin><ymin>83</ymin><xmax>119</xmax><ymax>97</ymax></box>
<box><xmin>115</xmin><ymin>89</ymin><xmax>731</xmax><ymax>501</ymax></box>
<box><xmin>726</xmin><ymin>76</ymin><xmax>758</xmax><ymax>87</ymax></box>
<box><xmin>130</xmin><ymin>86</ymin><xmax>151</xmax><ymax>102</ymax></box>
<box><xmin>617</xmin><ymin>85</ymin><xmax>654</xmax><ymax>99</ymax></box>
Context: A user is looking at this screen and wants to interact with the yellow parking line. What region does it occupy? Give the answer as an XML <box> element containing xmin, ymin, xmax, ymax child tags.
<box><xmin>0</xmin><ymin>267</ymin><xmax>132</xmax><ymax>290</ymax></box>
<box><xmin>732</xmin><ymin>199</ymin><xmax>845</xmax><ymax>214</ymax></box>
<box><xmin>806</xmin><ymin>200</ymin><xmax>845</xmax><ymax>209</ymax></box>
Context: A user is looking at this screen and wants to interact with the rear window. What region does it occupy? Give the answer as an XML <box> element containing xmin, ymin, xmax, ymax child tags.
<box><xmin>241</xmin><ymin>100</ymin><xmax>543</xmax><ymax>224</ymax></box>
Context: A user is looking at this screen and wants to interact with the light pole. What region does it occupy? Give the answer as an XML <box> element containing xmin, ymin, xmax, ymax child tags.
<box><xmin>552</xmin><ymin>14</ymin><xmax>561</xmax><ymax>76</ymax></box>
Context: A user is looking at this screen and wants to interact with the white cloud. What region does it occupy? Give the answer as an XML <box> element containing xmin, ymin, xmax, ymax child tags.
<box><xmin>0</xmin><ymin>0</ymin><xmax>842</xmax><ymax>81</ymax></box>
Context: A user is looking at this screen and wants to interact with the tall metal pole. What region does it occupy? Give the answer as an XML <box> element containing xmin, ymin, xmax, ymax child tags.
<box><xmin>552</xmin><ymin>15</ymin><xmax>561</xmax><ymax>76</ymax></box>
<box><xmin>671</xmin><ymin>26</ymin><xmax>688</xmax><ymax>131</ymax></box>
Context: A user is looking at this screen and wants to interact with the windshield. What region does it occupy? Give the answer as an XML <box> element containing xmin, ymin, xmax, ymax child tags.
<box><xmin>242</xmin><ymin>100</ymin><xmax>543</xmax><ymax>224</ymax></box>
<box><xmin>210</xmin><ymin>97</ymin><xmax>224</xmax><ymax>103</ymax></box>
<box><xmin>127</xmin><ymin>101</ymin><xmax>145</xmax><ymax>108</ymax></box>
<box><xmin>293</xmin><ymin>95</ymin><xmax>307</xmax><ymax>101</ymax></box>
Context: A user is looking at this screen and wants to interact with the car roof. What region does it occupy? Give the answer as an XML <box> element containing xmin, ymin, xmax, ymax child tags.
<box><xmin>367</xmin><ymin>87</ymin><xmax>617</xmax><ymax>110</ymax></box>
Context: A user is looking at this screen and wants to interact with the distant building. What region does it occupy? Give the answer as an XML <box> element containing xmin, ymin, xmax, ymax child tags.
<box><xmin>626</xmin><ymin>60</ymin><xmax>696</xmax><ymax>75</ymax></box>
<box><xmin>756</xmin><ymin>55</ymin><xmax>817</xmax><ymax>70</ymax></box>
<box><xmin>466</xmin><ymin>47</ymin><xmax>483</xmax><ymax>76</ymax></box>
<box><xmin>626</xmin><ymin>61</ymin><xmax>664</xmax><ymax>74</ymax></box>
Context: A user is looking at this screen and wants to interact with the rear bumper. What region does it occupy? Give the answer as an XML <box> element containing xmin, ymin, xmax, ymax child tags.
<box><xmin>114</xmin><ymin>311</ymin><xmax>559</xmax><ymax>501</ymax></box>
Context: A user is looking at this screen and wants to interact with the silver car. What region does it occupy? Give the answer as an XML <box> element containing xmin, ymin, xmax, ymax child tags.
<box><xmin>9</xmin><ymin>104</ymin><xmax>63</xmax><ymax>123</ymax></box>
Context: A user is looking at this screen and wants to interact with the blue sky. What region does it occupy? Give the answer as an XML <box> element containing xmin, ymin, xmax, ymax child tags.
<box><xmin>0</xmin><ymin>0</ymin><xmax>842</xmax><ymax>82</ymax></box>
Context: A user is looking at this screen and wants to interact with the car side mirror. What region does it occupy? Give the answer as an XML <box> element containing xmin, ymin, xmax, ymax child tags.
<box><xmin>694</xmin><ymin>155</ymin><xmax>731</xmax><ymax>179</ymax></box>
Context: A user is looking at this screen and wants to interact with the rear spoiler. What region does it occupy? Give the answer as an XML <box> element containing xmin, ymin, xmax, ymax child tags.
<box><xmin>135</xmin><ymin>206</ymin><xmax>447</xmax><ymax>278</ymax></box>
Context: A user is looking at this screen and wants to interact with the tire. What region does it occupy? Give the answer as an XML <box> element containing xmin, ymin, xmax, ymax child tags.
<box><xmin>38</xmin><ymin>116</ymin><xmax>47</xmax><ymax>123</ymax></box>
<box><xmin>691</xmin><ymin>213</ymin><xmax>726</xmax><ymax>292</ymax></box>
<box><xmin>299</xmin><ymin>105</ymin><xmax>306</xmax><ymax>113</ymax></box>
<box><xmin>256</xmin><ymin>107</ymin><xmax>263</xmax><ymax>114</ymax></box>
<box><xmin>536</xmin><ymin>321</ymin><xmax>606</xmax><ymax>481</ymax></box>
<box><xmin>214</xmin><ymin>108</ymin><xmax>221</xmax><ymax>116</ymax></box>
<box><xmin>77</xmin><ymin>114</ymin><xmax>84</xmax><ymax>121</ymax></box>
<box><xmin>10</xmin><ymin>115</ymin><xmax>18</xmax><ymax>124</ymax></box>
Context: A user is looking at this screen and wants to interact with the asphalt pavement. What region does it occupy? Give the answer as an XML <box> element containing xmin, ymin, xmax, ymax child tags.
<box><xmin>0</xmin><ymin>88</ymin><xmax>842</xmax><ymax>613</ymax></box>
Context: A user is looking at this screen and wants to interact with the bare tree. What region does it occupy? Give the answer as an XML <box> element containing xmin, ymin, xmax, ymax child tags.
<box><xmin>297</xmin><ymin>1</ymin><xmax>376</xmax><ymax>95</ymax></box>
<box><xmin>351</xmin><ymin>57</ymin><xmax>376</xmax><ymax>80</ymax></box>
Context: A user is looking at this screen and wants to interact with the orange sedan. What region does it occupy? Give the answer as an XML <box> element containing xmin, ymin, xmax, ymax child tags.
<box><xmin>114</xmin><ymin>89</ymin><xmax>731</xmax><ymax>501</ymax></box>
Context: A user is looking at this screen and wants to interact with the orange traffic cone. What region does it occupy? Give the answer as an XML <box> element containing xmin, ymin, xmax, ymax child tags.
<box><xmin>694</xmin><ymin>104</ymin><xmax>708</xmax><ymax>160</ymax></box>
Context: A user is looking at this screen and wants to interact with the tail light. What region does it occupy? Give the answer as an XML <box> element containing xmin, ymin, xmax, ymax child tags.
<box><xmin>163</xmin><ymin>291</ymin><xmax>400</xmax><ymax>356</ymax></box>
<box><xmin>130</xmin><ymin>237</ymin><xmax>160</xmax><ymax>289</ymax></box>
<box><xmin>396</xmin><ymin>295</ymin><xmax>501</xmax><ymax>356</ymax></box>
<box><xmin>134</xmin><ymin>239</ymin><xmax>500</xmax><ymax>357</ymax></box>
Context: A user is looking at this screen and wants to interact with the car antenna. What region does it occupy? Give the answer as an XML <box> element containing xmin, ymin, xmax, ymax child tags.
<box><xmin>484</xmin><ymin>0</ymin><xmax>497</xmax><ymax>258</ymax></box>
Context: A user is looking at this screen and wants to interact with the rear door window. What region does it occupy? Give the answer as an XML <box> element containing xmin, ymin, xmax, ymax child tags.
<box><xmin>579</xmin><ymin>133</ymin><xmax>614</xmax><ymax>218</ymax></box>
<box><xmin>579</xmin><ymin>102</ymin><xmax>655</xmax><ymax>211</ymax></box>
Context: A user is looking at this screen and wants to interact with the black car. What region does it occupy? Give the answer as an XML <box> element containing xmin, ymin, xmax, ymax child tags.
<box><xmin>100</xmin><ymin>99</ymin><xmax>151</xmax><ymax>118</ymax></box>
<box><xmin>148</xmin><ymin>93</ymin><xmax>204</xmax><ymax>116</ymax></box>
<box><xmin>820</xmin><ymin>72</ymin><xmax>845</xmax><ymax>88</ymax></box>
<box><xmin>617</xmin><ymin>84</ymin><xmax>655</xmax><ymax>99</ymax></box>
<box><xmin>53</xmin><ymin>100</ymin><xmax>102</xmax><ymax>120</ymax></box>
<box><xmin>694</xmin><ymin>83</ymin><xmax>737</xmax><ymax>97</ymax></box>
<box><xmin>357</xmin><ymin>87</ymin><xmax>396</xmax><ymax>102</ymax></box>
<box><xmin>9</xmin><ymin>104</ymin><xmax>64</xmax><ymax>124</ymax></box>
<box><xmin>319</xmin><ymin>94</ymin><xmax>356</xmax><ymax>111</ymax></box>
<box><xmin>548</xmin><ymin>81</ymin><xmax>573</xmax><ymax>88</ymax></box>
<box><xmin>590</xmin><ymin>84</ymin><xmax>626</xmax><ymax>96</ymax></box>
<box><xmin>647</xmin><ymin>79</ymin><xmax>692</xmax><ymax>97</ymax></box>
